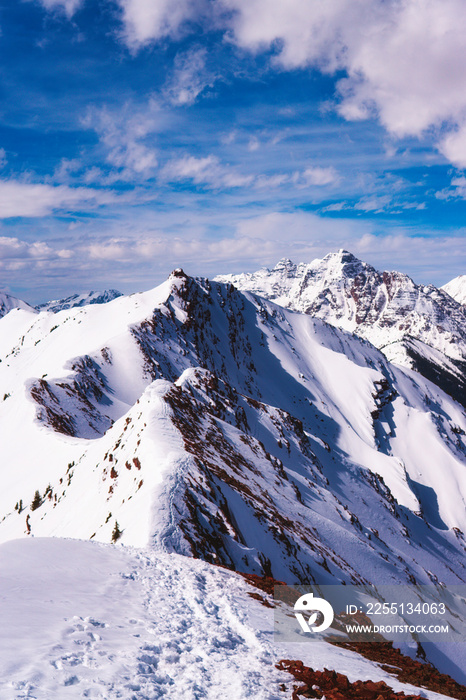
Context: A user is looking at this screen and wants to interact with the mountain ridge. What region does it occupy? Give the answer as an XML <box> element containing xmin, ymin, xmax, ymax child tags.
<box><xmin>1</xmin><ymin>265</ymin><xmax>465</xmax><ymax>680</ymax></box>
<box><xmin>1</xmin><ymin>270</ymin><xmax>464</xmax><ymax>576</ymax></box>
<box><xmin>215</xmin><ymin>250</ymin><xmax>466</xmax><ymax>408</ymax></box>
<box><xmin>443</xmin><ymin>274</ymin><xmax>466</xmax><ymax>305</ymax></box>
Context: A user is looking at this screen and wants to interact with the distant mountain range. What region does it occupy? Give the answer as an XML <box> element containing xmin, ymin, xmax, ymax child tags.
<box><xmin>0</xmin><ymin>288</ymin><xmax>123</xmax><ymax>319</ymax></box>
<box><xmin>36</xmin><ymin>289</ymin><xmax>123</xmax><ymax>313</ymax></box>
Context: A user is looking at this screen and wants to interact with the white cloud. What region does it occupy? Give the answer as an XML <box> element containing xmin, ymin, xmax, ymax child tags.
<box><xmin>161</xmin><ymin>155</ymin><xmax>254</xmax><ymax>188</ymax></box>
<box><xmin>218</xmin><ymin>0</ymin><xmax>466</xmax><ymax>165</ymax></box>
<box><xmin>0</xmin><ymin>236</ymin><xmax>74</xmax><ymax>270</ymax></box>
<box><xmin>36</xmin><ymin>0</ymin><xmax>83</xmax><ymax>17</ymax></box>
<box><xmin>253</xmin><ymin>173</ymin><xmax>289</xmax><ymax>189</ymax></box>
<box><xmin>322</xmin><ymin>202</ymin><xmax>347</xmax><ymax>212</ymax></box>
<box><xmin>439</xmin><ymin>126</ymin><xmax>466</xmax><ymax>169</ymax></box>
<box><xmin>39</xmin><ymin>0</ymin><xmax>464</xmax><ymax>168</ymax></box>
<box><xmin>163</xmin><ymin>48</ymin><xmax>215</xmax><ymax>106</ymax></box>
<box><xmin>162</xmin><ymin>155</ymin><xmax>340</xmax><ymax>192</ymax></box>
<box><xmin>2</xmin><ymin>210</ymin><xmax>464</xmax><ymax>300</ymax></box>
<box><xmin>436</xmin><ymin>175</ymin><xmax>466</xmax><ymax>200</ymax></box>
<box><xmin>301</xmin><ymin>166</ymin><xmax>339</xmax><ymax>186</ymax></box>
<box><xmin>37</xmin><ymin>0</ymin><xmax>466</xmax><ymax>172</ymax></box>
<box><xmin>354</xmin><ymin>194</ymin><xmax>392</xmax><ymax>213</ymax></box>
<box><xmin>85</xmin><ymin>104</ymin><xmax>159</xmax><ymax>177</ymax></box>
<box><xmin>0</xmin><ymin>180</ymin><xmax>118</xmax><ymax>218</ymax></box>
<box><xmin>115</xmin><ymin>0</ymin><xmax>201</xmax><ymax>49</ymax></box>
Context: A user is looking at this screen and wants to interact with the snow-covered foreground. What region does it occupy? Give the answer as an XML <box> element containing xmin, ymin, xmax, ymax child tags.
<box><xmin>0</xmin><ymin>538</ymin><xmax>286</xmax><ymax>699</ymax></box>
<box><xmin>0</xmin><ymin>538</ymin><xmax>461</xmax><ymax>700</ymax></box>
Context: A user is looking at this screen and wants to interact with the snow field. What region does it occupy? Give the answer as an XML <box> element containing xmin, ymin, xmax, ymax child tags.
<box><xmin>0</xmin><ymin>538</ymin><xmax>460</xmax><ymax>700</ymax></box>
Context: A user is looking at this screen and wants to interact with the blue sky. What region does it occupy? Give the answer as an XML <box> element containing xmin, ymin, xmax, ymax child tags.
<box><xmin>1</xmin><ymin>0</ymin><xmax>466</xmax><ymax>302</ymax></box>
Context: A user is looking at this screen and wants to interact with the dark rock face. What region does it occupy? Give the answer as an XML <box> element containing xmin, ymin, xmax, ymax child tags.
<box><xmin>277</xmin><ymin>656</ymin><xmax>466</xmax><ymax>700</ymax></box>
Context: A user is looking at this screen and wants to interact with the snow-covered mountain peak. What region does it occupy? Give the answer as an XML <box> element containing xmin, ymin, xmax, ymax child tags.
<box><xmin>169</xmin><ymin>267</ymin><xmax>187</xmax><ymax>278</ymax></box>
<box><xmin>216</xmin><ymin>252</ymin><xmax>466</xmax><ymax>407</ymax></box>
<box><xmin>321</xmin><ymin>248</ymin><xmax>363</xmax><ymax>268</ymax></box>
<box><xmin>0</xmin><ymin>290</ymin><xmax>36</xmax><ymax>318</ymax></box>
<box><xmin>442</xmin><ymin>274</ymin><xmax>466</xmax><ymax>305</ymax></box>
<box><xmin>36</xmin><ymin>289</ymin><xmax>123</xmax><ymax>313</ymax></box>
<box><xmin>271</xmin><ymin>258</ymin><xmax>298</xmax><ymax>275</ymax></box>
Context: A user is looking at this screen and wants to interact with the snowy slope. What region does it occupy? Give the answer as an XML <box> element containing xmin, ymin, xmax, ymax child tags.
<box><xmin>0</xmin><ymin>270</ymin><xmax>465</xmax><ymax>595</ymax></box>
<box><xmin>36</xmin><ymin>289</ymin><xmax>123</xmax><ymax>313</ymax></box>
<box><xmin>215</xmin><ymin>252</ymin><xmax>466</xmax><ymax>407</ymax></box>
<box><xmin>442</xmin><ymin>275</ymin><xmax>466</xmax><ymax>306</ymax></box>
<box><xmin>0</xmin><ymin>537</ymin><xmax>462</xmax><ymax>699</ymax></box>
<box><xmin>0</xmin><ymin>290</ymin><xmax>35</xmax><ymax>318</ymax></box>
<box><xmin>1</xmin><ymin>270</ymin><xmax>466</xmax><ymax>681</ymax></box>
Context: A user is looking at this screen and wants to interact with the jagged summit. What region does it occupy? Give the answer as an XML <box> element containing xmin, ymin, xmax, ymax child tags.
<box><xmin>271</xmin><ymin>258</ymin><xmax>297</xmax><ymax>274</ymax></box>
<box><xmin>324</xmin><ymin>248</ymin><xmax>360</xmax><ymax>264</ymax></box>
<box><xmin>216</xmin><ymin>251</ymin><xmax>466</xmax><ymax>407</ymax></box>
<box><xmin>170</xmin><ymin>267</ymin><xmax>187</xmax><ymax>278</ymax></box>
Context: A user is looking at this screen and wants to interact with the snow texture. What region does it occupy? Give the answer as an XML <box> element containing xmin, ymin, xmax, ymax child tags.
<box><xmin>0</xmin><ymin>538</ymin><xmax>460</xmax><ymax>700</ymax></box>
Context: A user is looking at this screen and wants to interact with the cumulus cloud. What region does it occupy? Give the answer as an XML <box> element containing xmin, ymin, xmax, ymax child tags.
<box><xmin>0</xmin><ymin>236</ymin><xmax>75</xmax><ymax>276</ymax></box>
<box><xmin>110</xmin><ymin>0</ymin><xmax>466</xmax><ymax>166</ymax></box>
<box><xmin>115</xmin><ymin>0</ymin><xmax>202</xmax><ymax>49</ymax></box>
<box><xmin>37</xmin><ymin>0</ymin><xmax>466</xmax><ymax>167</ymax></box>
<box><xmin>2</xmin><ymin>210</ymin><xmax>464</xmax><ymax>301</ymax></box>
<box><xmin>219</xmin><ymin>0</ymin><xmax>466</xmax><ymax>163</ymax></box>
<box><xmin>223</xmin><ymin>2</ymin><xmax>466</xmax><ymax>129</ymax></box>
<box><xmin>438</xmin><ymin>126</ymin><xmax>466</xmax><ymax>169</ymax></box>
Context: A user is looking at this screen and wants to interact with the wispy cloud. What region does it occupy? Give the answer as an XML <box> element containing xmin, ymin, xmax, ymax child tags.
<box><xmin>161</xmin><ymin>155</ymin><xmax>254</xmax><ymax>188</ymax></box>
<box><xmin>1</xmin><ymin>206</ymin><xmax>464</xmax><ymax>303</ymax></box>
<box><xmin>354</xmin><ymin>195</ymin><xmax>392</xmax><ymax>213</ymax></box>
<box><xmin>99</xmin><ymin>0</ymin><xmax>466</xmax><ymax>167</ymax></box>
<box><xmin>436</xmin><ymin>176</ymin><xmax>466</xmax><ymax>200</ymax></box>
<box><xmin>36</xmin><ymin>0</ymin><xmax>83</xmax><ymax>17</ymax></box>
<box><xmin>161</xmin><ymin>154</ymin><xmax>341</xmax><ymax>192</ymax></box>
<box><xmin>83</xmin><ymin>103</ymin><xmax>160</xmax><ymax>180</ymax></box>
<box><xmin>0</xmin><ymin>180</ymin><xmax>118</xmax><ymax>218</ymax></box>
<box><xmin>163</xmin><ymin>48</ymin><xmax>216</xmax><ymax>106</ymax></box>
<box><xmin>300</xmin><ymin>166</ymin><xmax>340</xmax><ymax>187</ymax></box>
